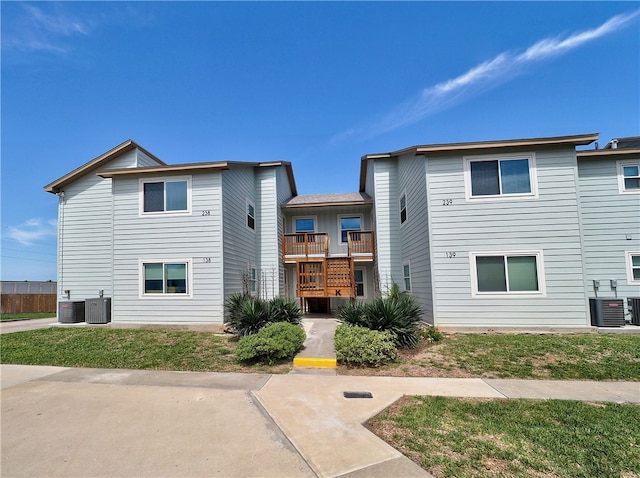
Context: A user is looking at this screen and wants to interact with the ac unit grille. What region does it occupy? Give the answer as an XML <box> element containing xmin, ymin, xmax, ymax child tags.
<box><xmin>85</xmin><ymin>298</ymin><xmax>111</xmax><ymax>324</ymax></box>
<box><xmin>628</xmin><ymin>298</ymin><xmax>640</xmax><ymax>326</ymax></box>
<box><xmin>589</xmin><ymin>298</ymin><xmax>625</xmax><ymax>327</ymax></box>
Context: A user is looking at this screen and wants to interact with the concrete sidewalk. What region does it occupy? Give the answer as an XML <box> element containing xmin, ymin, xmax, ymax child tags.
<box><xmin>2</xmin><ymin>365</ymin><xmax>638</xmax><ymax>478</ymax></box>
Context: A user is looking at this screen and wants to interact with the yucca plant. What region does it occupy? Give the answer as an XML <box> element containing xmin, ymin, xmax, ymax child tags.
<box><xmin>362</xmin><ymin>293</ymin><xmax>423</xmax><ymax>349</ymax></box>
<box><xmin>224</xmin><ymin>293</ymin><xmax>270</xmax><ymax>337</ymax></box>
<box><xmin>336</xmin><ymin>301</ymin><xmax>367</xmax><ymax>327</ymax></box>
<box><xmin>268</xmin><ymin>297</ymin><xmax>302</xmax><ymax>325</ymax></box>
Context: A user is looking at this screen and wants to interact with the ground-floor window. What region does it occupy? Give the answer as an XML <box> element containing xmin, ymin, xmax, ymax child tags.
<box><xmin>141</xmin><ymin>260</ymin><xmax>190</xmax><ymax>296</ymax></box>
<box><xmin>626</xmin><ymin>252</ymin><xmax>640</xmax><ymax>284</ymax></box>
<box><xmin>403</xmin><ymin>263</ymin><xmax>411</xmax><ymax>292</ymax></box>
<box><xmin>470</xmin><ymin>251</ymin><xmax>545</xmax><ymax>296</ymax></box>
<box><xmin>355</xmin><ymin>269</ymin><xmax>365</xmax><ymax>297</ymax></box>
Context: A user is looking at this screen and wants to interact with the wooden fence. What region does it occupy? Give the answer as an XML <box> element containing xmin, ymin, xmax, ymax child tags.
<box><xmin>1</xmin><ymin>294</ymin><xmax>57</xmax><ymax>314</ymax></box>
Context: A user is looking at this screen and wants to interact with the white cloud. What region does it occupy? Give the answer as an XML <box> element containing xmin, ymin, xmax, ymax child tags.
<box><xmin>3</xmin><ymin>3</ymin><xmax>91</xmax><ymax>53</ymax></box>
<box><xmin>332</xmin><ymin>9</ymin><xmax>640</xmax><ymax>142</ymax></box>
<box><xmin>6</xmin><ymin>218</ymin><xmax>57</xmax><ymax>246</ymax></box>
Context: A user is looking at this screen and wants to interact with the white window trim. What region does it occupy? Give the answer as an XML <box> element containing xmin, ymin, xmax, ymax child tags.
<box><xmin>139</xmin><ymin>176</ymin><xmax>192</xmax><ymax>217</ymax></box>
<box><xmin>139</xmin><ymin>259</ymin><xmax>193</xmax><ymax>299</ymax></box>
<box><xmin>625</xmin><ymin>251</ymin><xmax>640</xmax><ymax>285</ymax></box>
<box><xmin>469</xmin><ymin>250</ymin><xmax>546</xmax><ymax>298</ymax></box>
<box><xmin>464</xmin><ymin>153</ymin><xmax>539</xmax><ymax>202</ymax></box>
<box><xmin>337</xmin><ymin>214</ymin><xmax>363</xmax><ymax>245</ymax></box>
<box><xmin>246</xmin><ymin>198</ymin><xmax>256</xmax><ymax>232</ymax></box>
<box><xmin>617</xmin><ymin>160</ymin><xmax>640</xmax><ymax>194</ymax></box>
<box><xmin>292</xmin><ymin>216</ymin><xmax>317</xmax><ymax>233</ymax></box>
<box><xmin>402</xmin><ymin>261</ymin><xmax>412</xmax><ymax>293</ymax></box>
<box><xmin>399</xmin><ymin>190</ymin><xmax>408</xmax><ymax>226</ymax></box>
<box><xmin>248</xmin><ymin>266</ymin><xmax>258</xmax><ymax>294</ymax></box>
<box><xmin>354</xmin><ymin>267</ymin><xmax>367</xmax><ymax>299</ymax></box>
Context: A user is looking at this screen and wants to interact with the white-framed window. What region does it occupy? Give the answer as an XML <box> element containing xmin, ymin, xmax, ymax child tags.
<box><xmin>140</xmin><ymin>177</ymin><xmax>191</xmax><ymax>215</ymax></box>
<box><xmin>617</xmin><ymin>161</ymin><xmax>640</xmax><ymax>193</ymax></box>
<box><xmin>464</xmin><ymin>154</ymin><xmax>538</xmax><ymax>201</ymax></box>
<box><xmin>140</xmin><ymin>260</ymin><xmax>192</xmax><ymax>298</ymax></box>
<box><xmin>339</xmin><ymin>215</ymin><xmax>362</xmax><ymax>243</ymax></box>
<box><xmin>403</xmin><ymin>262</ymin><xmax>411</xmax><ymax>292</ymax></box>
<box><xmin>246</xmin><ymin>200</ymin><xmax>256</xmax><ymax>231</ymax></box>
<box><xmin>354</xmin><ymin>268</ymin><xmax>365</xmax><ymax>297</ymax></box>
<box><xmin>248</xmin><ymin>267</ymin><xmax>257</xmax><ymax>293</ymax></box>
<box><xmin>294</xmin><ymin>217</ymin><xmax>316</xmax><ymax>233</ymax></box>
<box><xmin>470</xmin><ymin>251</ymin><xmax>546</xmax><ymax>297</ymax></box>
<box><xmin>400</xmin><ymin>191</ymin><xmax>408</xmax><ymax>225</ymax></box>
<box><xmin>626</xmin><ymin>251</ymin><xmax>640</xmax><ymax>284</ymax></box>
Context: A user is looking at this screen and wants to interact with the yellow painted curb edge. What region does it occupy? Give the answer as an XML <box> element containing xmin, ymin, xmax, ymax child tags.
<box><xmin>293</xmin><ymin>357</ymin><xmax>337</xmax><ymax>368</ymax></box>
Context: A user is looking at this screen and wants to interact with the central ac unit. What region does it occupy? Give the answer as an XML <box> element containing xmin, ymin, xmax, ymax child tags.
<box><xmin>589</xmin><ymin>298</ymin><xmax>625</xmax><ymax>327</ymax></box>
<box><xmin>85</xmin><ymin>298</ymin><xmax>112</xmax><ymax>324</ymax></box>
<box><xmin>627</xmin><ymin>298</ymin><xmax>640</xmax><ymax>326</ymax></box>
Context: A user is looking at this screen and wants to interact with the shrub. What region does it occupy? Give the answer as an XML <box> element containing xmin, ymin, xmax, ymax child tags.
<box><xmin>224</xmin><ymin>294</ymin><xmax>270</xmax><ymax>337</ymax></box>
<box><xmin>224</xmin><ymin>294</ymin><xmax>302</xmax><ymax>337</ymax></box>
<box><xmin>420</xmin><ymin>325</ymin><xmax>443</xmax><ymax>344</ymax></box>
<box><xmin>234</xmin><ymin>322</ymin><xmax>305</xmax><ymax>364</ymax></box>
<box><xmin>268</xmin><ymin>296</ymin><xmax>302</xmax><ymax>325</ymax></box>
<box><xmin>335</xmin><ymin>324</ymin><xmax>397</xmax><ymax>366</ymax></box>
<box><xmin>337</xmin><ymin>292</ymin><xmax>423</xmax><ymax>349</ymax></box>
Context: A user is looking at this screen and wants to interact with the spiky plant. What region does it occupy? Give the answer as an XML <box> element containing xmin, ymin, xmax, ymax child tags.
<box><xmin>362</xmin><ymin>293</ymin><xmax>422</xmax><ymax>349</ymax></box>
<box><xmin>336</xmin><ymin>301</ymin><xmax>367</xmax><ymax>327</ymax></box>
<box><xmin>268</xmin><ymin>297</ymin><xmax>302</xmax><ymax>325</ymax></box>
<box><xmin>224</xmin><ymin>293</ymin><xmax>270</xmax><ymax>337</ymax></box>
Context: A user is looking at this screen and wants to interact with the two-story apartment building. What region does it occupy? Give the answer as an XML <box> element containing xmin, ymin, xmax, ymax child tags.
<box><xmin>45</xmin><ymin>133</ymin><xmax>640</xmax><ymax>328</ymax></box>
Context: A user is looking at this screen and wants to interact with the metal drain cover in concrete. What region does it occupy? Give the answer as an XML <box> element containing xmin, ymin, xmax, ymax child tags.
<box><xmin>343</xmin><ymin>391</ymin><xmax>373</xmax><ymax>399</ymax></box>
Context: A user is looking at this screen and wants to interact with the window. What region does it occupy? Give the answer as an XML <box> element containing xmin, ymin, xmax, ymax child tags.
<box><xmin>626</xmin><ymin>252</ymin><xmax>640</xmax><ymax>284</ymax></box>
<box><xmin>340</xmin><ymin>216</ymin><xmax>361</xmax><ymax>243</ymax></box>
<box><xmin>248</xmin><ymin>267</ymin><xmax>257</xmax><ymax>293</ymax></box>
<box><xmin>403</xmin><ymin>263</ymin><xmax>411</xmax><ymax>291</ymax></box>
<box><xmin>141</xmin><ymin>178</ymin><xmax>189</xmax><ymax>214</ymax></box>
<box><xmin>471</xmin><ymin>252</ymin><xmax>545</xmax><ymax>296</ymax></box>
<box><xmin>400</xmin><ymin>192</ymin><xmax>407</xmax><ymax>225</ymax></box>
<box><xmin>354</xmin><ymin>269</ymin><xmax>365</xmax><ymax>297</ymax></box>
<box><xmin>142</xmin><ymin>261</ymin><xmax>190</xmax><ymax>296</ymax></box>
<box><xmin>247</xmin><ymin>201</ymin><xmax>255</xmax><ymax>230</ymax></box>
<box><xmin>465</xmin><ymin>155</ymin><xmax>536</xmax><ymax>200</ymax></box>
<box><xmin>294</xmin><ymin>217</ymin><xmax>315</xmax><ymax>233</ymax></box>
<box><xmin>618</xmin><ymin>161</ymin><xmax>640</xmax><ymax>193</ymax></box>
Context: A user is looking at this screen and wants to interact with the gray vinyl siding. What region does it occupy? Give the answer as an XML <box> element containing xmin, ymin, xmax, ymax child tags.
<box><xmin>56</xmin><ymin>151</ymin><xmax>140</xmax><ymax>302</ymax></box>
<box><xmin>372</xmin><ymin>160</ymin><xmax>402</xmax><ymax>294</ymax></box>
<box><xmin>427</xmin><ymin>147</ymin><xmax>588</xmax><ymax>327</ymax></box>
<box><xmin>136</xmin><ymin>150</ymin><xmax>163</xmax><ymax>167</ymax></box>
<box><xmin>256</xmin><ymin>168</ymin><xmax>281</xmax><ymax>299</ymax></box>
<box><xmin>276</xmin><ymin>167</ymin><xmax>293</xmax><ymax>296</ymax></box>
<box><xmin>397</xmin><ymin>154</ymin><xmax>433</xmax><ymax>323</ymax></box>
<box><xmin>578</xmin><ymin>157</ymin><xmax>640</xmax><ymax>305</ymax></box>
<box><xmin>222</xmin><ymin>167</ymin><xmax>258</xmax><ymax>299</ymax></box>
<box><xmin>112</xmin><ymin>172</ymin><xmax>224</xmax><ymax>324</ymax></box>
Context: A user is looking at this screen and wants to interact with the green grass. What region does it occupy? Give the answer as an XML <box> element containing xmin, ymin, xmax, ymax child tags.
<box><xmin>437</xmin><ymin>334</ymin><xmax>640</xmax><ymax>380</ymax></box>
<box><xmin>365</xmin><ymin>333</ymin><xmax>640</xmax><ymax>381</ymax></box>
<box><xmin>370</xmin><ymin>396</ymin><xmax>640</xmax><ymax>478</ymax></box>
<box><xmin>0</xmin><ymin>327</ymin><xmax>291</xmax><ymax>373</ymax></box>
<box><xmin>1</xmin><ymin>313</ymin><xmax>56</xmax><ymax>321</ymax></box>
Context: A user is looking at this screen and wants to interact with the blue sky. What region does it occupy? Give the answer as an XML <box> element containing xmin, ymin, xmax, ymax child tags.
<box><xmin>2</xmin><ymin>1</ymin><xmax>639</xmax><ymax>281</ymax></box>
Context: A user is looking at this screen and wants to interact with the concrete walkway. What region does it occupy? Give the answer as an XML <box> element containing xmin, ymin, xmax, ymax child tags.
<box><xmin>0</xmin><ymin>316</ymin><xmax>57</xmax><ymax>334</ymax></box>
<box><xmin>294</xmin><ymin>318</ymin><xmax>339</xmax><ymax>371</ymax></box>
<box><xmin>2</xmin><ymin>364</ymin><xmax>638</xmax><ymax>478</ymax></box>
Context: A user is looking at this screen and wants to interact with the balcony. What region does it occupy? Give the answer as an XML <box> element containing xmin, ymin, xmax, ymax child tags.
<box><xmin>283</xmin><ymin>231</ymin><xmax>374</xmax><ymax>261</ymax></box>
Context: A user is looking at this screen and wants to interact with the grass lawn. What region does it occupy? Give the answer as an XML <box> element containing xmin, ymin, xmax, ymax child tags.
<box><xmin>369</xmin><ymin>396</ymin><xmax>640</xmax><ymax>478</ymax></box>
<box><xmin>340</xmin><ymin>333</ymin><xmax>640</xmax><ymax>381</ymax></box>
<box><xmin>1</xmin><ymin>313</ymin><xmax>56</xmax><ymax>321</ymax></box>
<box><xmin>0</xmin><ymin>327</ymin><xmax>291</xmax><ymax>373</ymax></box>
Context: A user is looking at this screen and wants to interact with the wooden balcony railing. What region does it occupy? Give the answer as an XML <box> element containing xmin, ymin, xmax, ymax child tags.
<box><xmin>283</xmin><ymin>233</ymin><xmax>329</xmax><ymax>258</ymax></box>
<box><xmin>347</xmin><ymin>230</ymin><xmax>375</xmax><ymax>258</ymax></box>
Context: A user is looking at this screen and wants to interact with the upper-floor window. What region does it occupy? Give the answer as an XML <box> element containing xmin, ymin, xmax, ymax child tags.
<box><xmin>400</xmin><ymin>192</ymin><xmax>407</xmax><ymax>225</ymax></box>
<box><xmin>471</xmin><ymin>251</ymin><xmax>545</xmax><ymax>296</ymax></box>
<box><xmin>618</xmin><ymin>161</ymin><xmax>640</xmax><ymax>193</ymax></box>
<box><xmin>465</xmin><ymin>154</ymin><xmax>537</xmax><ymax>200</ymax></box>
<box><xmin>141</xmin><ymin>177</ymin><xmax>190</xmax><ymax>214</ymax></box>
<box><xmin>247</xmin><ymin>200</ymin><xmax>256</xmax><ymax>230</ymax></box>
<box><xmin>339</xmin><ymin>216</ymin><xmax>361</xmax><ymax>243</ymax></box>
<box><xmin>294</xmin><ymin>217</ymin><xmax>315</xmax><ymax>233</ymax></box>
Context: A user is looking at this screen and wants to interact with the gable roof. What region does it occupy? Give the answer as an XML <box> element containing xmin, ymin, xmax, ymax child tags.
<box><xmin>283</xmin><ymin>192</ymin><xmax>372</xmax><ymax>208</ymax></box>
<box><xmin>97</xmin><ymin>160</ymin><xmax>298</xmax><ymax>196</ymax></box>
<box><xmin>44</xmin><ymin>139</ymin><xmax>165</xmax><ymax>194</ymax></box>
<box><xmin>359</xmin><ymin>133</ymin><xmax>599</xmax><ymax>191</ymax></box>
